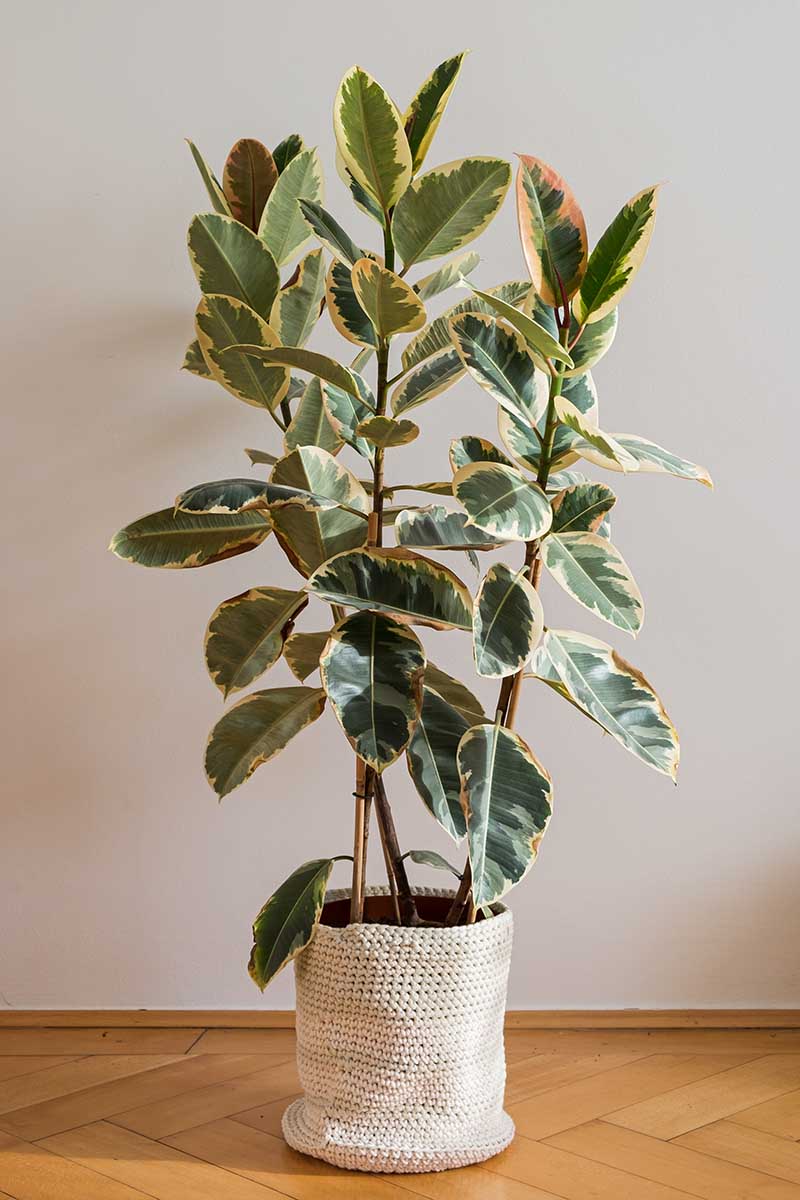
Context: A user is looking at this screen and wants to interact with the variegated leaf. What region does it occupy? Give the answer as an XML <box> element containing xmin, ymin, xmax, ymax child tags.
<box><xmin>402</xmin><ymin>279</ymin><xmax>530</xmax><ymax>371</ymax></box>
<box><xmin>555</xmin><ymin>395</ymin><xmax>638</xmax><ymax>470</ymax></box>
<box><xmin>458</xmin><ymin>723</ymin><xmax>552</xmax><ymax>907</ymax></box>
<box><xmin>223</xmin><ymin>138</ymin><xmax>277</xmax><ymax>231</ymax></box>
<box><xmin>109</xmin><ymin>508</ymin><xmax>270</xmax><ymax>569</ymax></box>
<box><xmin>273</xmin><ymin>134</ymin><xmax>304</xmax><ymax>174</ymax></box>
<box><xmin>453</xmin><ymin>461</ymin><xmax>552</xmax><ymax>542</ymax></box>
<box><xmin>542</xmin><ymin>532</ymin><xmax>643</xmax><ymax>635</ymax></box>
<box><xmin>308</xmin><ymin>547</ymin><xmax>472</xmax><ymax>630</ymax></box>
<box><xmin>186</xmin><ymin>141</ymin><xmax>231</xmax><ymax>215</ymax></box>
<box><xmin>285</xmin><ymin>377</ymin><xmax>343</xmax><ymax>455</ymax></box>
<box><xmin>195</xmin><ymin>295</ymin><xmax>289</xmax><ymax>411</ymax></box>
<box><xmin>334</xmin><ymin>65</ymin><xmax>412</xmax><ymax>212</ymax></box>
<box><xmin>415</xmin><ymin>251</ymin><xmax>479</xmax><ymax>300</ymax></box>
<box><xmin>258</xmin><ymin>147</ymin><xmax>324</xmax><ymax>267</ymax></box>
<box><xmin>351</xmin><ymin>258</ymin><xmax>426</xmax><ymax>337</ymax></box>
<box><xmin>205</xmin><ymin>586</ymin><xmax>308</xmax><ymax>697</ymax></box>
<box><xmin>403</xmin><ymin>51</ymin><xmax>466</xmax><ymax>174</ymax></box>
<box><xmin>473</xmin><ymin>563</ymin><xmax>544</xmax><ymax>678</ymax></box>
<box><xmin>322</xmin><ymin>374</ymin><xmax>376</xmax><ymax>462</ymax></box>
<box><xmin>230</xmin><ymin>345</ymin><xmax>360</xmax><ymax>397</ymax></box>
<box><xmin>176</xmin><ymin>477</ymin><xmax>349</xmax><ymax>515</ymax></box>
<box><xmin>320</xmin><ymin>611</ymin><xmax>425</xmax><ymax>770</ymax></box>
<box><xmin>182</xmin><ymin>338</ymin><xmax>213</xmax><ymax>378</ymax></box>
<box><xmin>390</xmin><ymin>480</ymin><xmax>453</xmax><ymax>498</ymax></box>
<box><xmin>449</xmin><ymin>435</ymin><xmax>513</xmax><ymax>472</ymax></box>
<box><xmin>326</xmin><ymin>258</ymin><xmax>377</xmax><ymax>348</ymax></box>
<box><xmin>459</xmin><ymin>281</ymin><xmax>573</xmax><ymax>367</ymax></box>
<box><xmin>269</xmin><ymin>446</ymin><xmax>369</xmax><ymax>577</ymax></box>
<box><xmin>249</xmin><ymin>857</ymin><xmax>334</xmax><ymax>990</ymax></box>
<box><xmin>547</xmin><ymin>468</ymin><xmax>589</xmax><ymax>491</ymax></box>
<box><xmin>401</xmin><ymin>848</ymin><xmax>461</xmax><ymax>876</ymax></box>
<box><xmin>395</xmin><ymin>504</ymin><xmax>501</xmax><ymax>552</ymax></box>
<box><xmin>245</xmin><ymin>447</ymin><xmax>279</xmax><ymax>467</ymax></box>
<box><xmin>355</xmin><ymin>415</ymin><xmax>419</xmax><ymax>448</ymax></box>
<box><xmin>524</xmin><ymin>293</ymin><xmax>618</xmax><ymax>378</ymax></box>
<box><xmin>391</xmin><ymin>348</ymin><xmax>463</xmax><ymax>416</ymax></box>
<box><xmin>531</xmin><ymin>629</ymin><xmax>679</xmax><ymax>777</ymax></box>
<box><xmin>393</xmin><ymin>157</ymin><xmax>511</xmax><ymax>268</ymax></box>
<box><xmin>406</xmin><ymin>688</ymin><xmax>468</xmax><ymax>840</ymax></box>
<box><xmin>336</xmin><ymin>147</ymin><xmax>386</xmax><ymax>225</ymax></box>
<box><xmin>270</xmin><ymin>249</ymin><xmax>326</xmax><ymax>347</ymax></box>
<box><xmin>574</xmin><ymin>185</ymin><xmax>660</xmax><ymax>324</ymax></box>
<box><xmin>424</xmin><ymin>662</ymin><xmax>485</xmax><ymax>726</ymax></box>
<box><xmin>449</xmin><ymin>312</ymin><xmax>548</xmax><ymax>426</ymax></box>
<box><xmin>284</xmin><ymin>629</ymin><xmax>329</xmax><ymax>681</ymax></box>
<box><xmin>188</xmin><ymin>214</ymin><xmax>280</xmax><ymax>320</ymax></box>
<box><xmin>551</xmin><ymin>482</ymin><xmax>616</xmax><ymax>534</ymax></box>
<box><xmin>501</xmin><ymin>372</ymin><xmax>597</xmax><ymax>470</ymax></box>
<box><xmin>516</xmin><ymin>155</ymin><xmax>587</xmax><ymax>304</ymax></box>
<box><xmin>299</xmin><ymin>199</ymin><xmax>364</xmax><ymax>267</ymax></box>
<box><xmin>578</xmin><ymin>433</ymin><xmax>713</xmax><ymax>487</ymax></box>
<box><xmin>206</xmin><ymin>686</ymin><xmax>326</xmax><ymax>798</ymax></box>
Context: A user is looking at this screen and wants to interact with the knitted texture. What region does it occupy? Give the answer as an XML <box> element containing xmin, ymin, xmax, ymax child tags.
<box><xmin>282</xmin><ymin>886</ymin><xmax>515</xmax><ymax>1173</ymax></box>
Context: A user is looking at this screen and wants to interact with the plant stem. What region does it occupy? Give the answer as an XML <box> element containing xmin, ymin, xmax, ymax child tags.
<box><xmin>373</xmin><ymin>775</ymin><xmax>419</xmax><ymax>925</ymax></box>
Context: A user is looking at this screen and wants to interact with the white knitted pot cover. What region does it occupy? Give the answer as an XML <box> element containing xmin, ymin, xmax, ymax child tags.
<box><xmin>282</xmin><ymin>886</ymin><xmax>514</xmax><ymax>1173</ymax></box>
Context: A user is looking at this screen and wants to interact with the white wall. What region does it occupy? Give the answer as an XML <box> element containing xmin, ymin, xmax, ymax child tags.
<box><xmin>2</xmin><ymin>0</ymin><xmax>798</xmax><ymax>1011</ymax></box>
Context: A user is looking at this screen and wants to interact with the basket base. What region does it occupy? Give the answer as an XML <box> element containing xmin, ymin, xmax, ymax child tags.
<box><xmin>282</xmin><ymin>1097</ymin><xmax>515</xmax><ymax>1174</ymax></box>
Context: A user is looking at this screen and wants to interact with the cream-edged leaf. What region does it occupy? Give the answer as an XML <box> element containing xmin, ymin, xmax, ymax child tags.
<box><xmin>351</xmin><ymin>257</ymin><xmax>426</xmax><ymax>337</ymax></box>
<box><xmin>551</xmin><ymin>482</ymin><xmax>616</xmax><ymax>534</ymax></box>
<box><xmin>183</xmin><ymin>338</ymin><xmax>213</xmax><ymax>378</ymax></box>
<box><xmin>406</xmin><ymin>689</ymin><xmax>468</xmax><ymax>840</ymax></box>
<box><xmin>187</xmin><ymin>141</ymin><xmax>231</xmax><ymax>215</ymax></box>
<box><xmin>109</xmin><ymin>508</ymin><xmax>270</xmax><ymax>569</ymax></box>
<box><xmin>326</xmin><ymin>258</ymin><xmax>377</xmax><ymax>348</ymax></box>
<box><xmin>449</xmin><ymin>435</ymin><xmax>512</xmax><ymax>472</ymax></box>
<box><xmin>391</xmin><ymin>348</ymin><xmax>464</xmax><ymax>415</ymax></box>
<box><xmin>284</xmin><ymin>377</ymin><xmax>343</xmax><ymax>455</ymax></box>
<box><xmin>542</xmin><ymin>531</ymin><xmax>644</xmax><ymax>635</ymax></box>
<box><xmin>453</xmin><ymin>461</ymin><xmax>552</xmax><ymax>542</ymax></box>
<box><xmin>284</xmin><ymin>630</ymin><xmax>329</xmax><ymax>682</ymax></box>
<box><xmin>321</xmin><ymin>373</ymin><xmax>376</xmax><ymax>462</ymax></box>
<box><xmin>195</xmin><ymin>295</ymin><xmax>289</xmax><ymax>411</ymax></box>
<box><xmin>249</xmin><ymin>857</ymin><xmax>334</xmax><ymax>990</ymax></box>
<box><xmin>393</xmin><ymin>157</ymin><xmax>511</xmax><ymax>268</ymax></box>
<box><xmin>270</xmin><ymin>249</ymin><xmax>326</xmax><ymax>347</ymax></box>
<box><xmin>230</xmin><ymin>345</ymin><xmax>360</xmax><ymax>397</ymax></box>
<box><xmin>205</xmin><ymin>587</ymin><xmax>308</xmax><ymax>697</ymax></box>
<box><xmin>473</xmin><ymin>563</ymin><xmax>544</xmax><ymax>678</ymax></box>
<box><xmin>460</xmin><ymin>280</ymin><xmax>573</xmax><ymax>367</ymax></box>
<box><xmin>449</xmin><ymin>311</ymin><xmax>548</xmax><ymax>425</ymax></box>
<box><xmin>269</xmin><ymin>446</ymin><xmax>369</xmax><ymax>577</ymax></box>
<box><xmin>395</xmin><ymin>504</ymin><xmax>501</xmax><ymax>552</ymax></box>
<box><xmin>574</xmin><ymin>185</ymin><xmax>659</xmax><ymax>324</ymax></box>
<box><xmin>402</xmin><ymin>279</ymin><xmax>530</xmax><ymax>371</ymax></box>
<box><xmin>415</xmin><ymin>251</ymin><xmax>479</xmax><ymax>300</ymax></box>
<box><xmin>334</xmin><ymin>65</ymin><xmax>412</xmax><ymax>211</ymax></box>
<box><xmin>298</xmin><ymin>199</ymin><xmax>364</xmax><ymax>267</ymax></box>
<box><xmin>403</xmin><ymin>51</ymin><xmax>467</xmax><ymax>173</ymax></box>
<box><xmin>554</xmin><ymin>395</ymin><xmax>638</xmax><ymax>470</ymax></box>
<box><xmin>188</xmin><ymin>214</ymin><xmax>280</xmax><ymax>320</ymax></box>
<box><xmin>516</xmin><ymin>155</ymin><xmax>587</xmax><ymax>304</ymax></box>
<box><xmin>424</xmin><ymin>662</ymin><xmax>485</xmax><ymax>726</ymax></box>
<box><xmin>355</xmin><ymin>415</ymin><xmax>419</xmax><ymax>448</ymax></box>
<box><xmin>258</xmin><ymin>147</ymin><xmax>324</xmax><ymax>267</ymax></box>
<box><xmin>579</xmin><ymin>433</ymin><xmax>713</xmax><ymax>487</ymax></box>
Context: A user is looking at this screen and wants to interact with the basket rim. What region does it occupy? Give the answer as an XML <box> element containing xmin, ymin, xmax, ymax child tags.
<box><xmin>314</xmin><ymin>885</ymin><xmax>512</xmax><ymax>945</ymax></box>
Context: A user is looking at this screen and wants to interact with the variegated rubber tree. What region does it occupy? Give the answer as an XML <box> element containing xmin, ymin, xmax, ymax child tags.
<box><xmin>111</xmin><ymin>54</ymin><xmax>711</xmax><ymax>989</ymax></box>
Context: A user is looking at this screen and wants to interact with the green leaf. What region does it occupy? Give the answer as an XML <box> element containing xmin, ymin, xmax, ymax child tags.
<box><xmin>334</xmin><ymin>65</ymin><xmax>412</xmax><ymax>211</ymax></box>
<box><xmin>401</xmin><ymin>848</ymin><xmax>462</xmax><ymax>876</ymax></box>
<box><xmin>321</xmin><ymin>374</ymin><xmax>376</xmax><ymax>463</ymax></box>
<box><xmin>205</xmin><ymin>587</ymin><xmax>308</xmax><ymax>697</ymax></box>
<box><xmin>564</xmin><ymin>309</ymin><xmax>618</xmax><ymax>378</ymax></box>
<box><xmin>321</xmin><ymin>611</ymin><xmax>425</xmax><ymax>770</ymax></box>
<box><xmin>270</xmin><ymin>250</ymin><xmax>326</xmax><ymax>348</ymax></box>
<box><xmin>403</xmin><ymin>51</ymin><xmax>467</xmax><ymax>173</ymax></box>
<box><xmin>285</xmin><ymin>377</ymin><xmax>343</xmax><ymax>455</ymax></box>
<box><xmin>109</xmin><ymin>508</ymin><xmax>270</xmax><ymax>569</ymax></box>
<box><xmin>554</xmin><ymin>396</ymin><xmax>638</xmax><ymax>471</ymax></box>
<box><xmin>574</xmin><ymin>185</ymin><xmax>660</xmax><ymax>324</ymax></box>
<box><xmin>176</xmin><ymin>476</ymin><xmax>353</xmax><ymax>516</ymax></box>
<box><xmin>355</xmin><ymin>415</ymin><xmax>419</xmax><ymax>448</ymax></box>
<box><xmin>269</xmin><ymin>446</ymin><xmax>370</xmax><ymax>577</ymax></box>
<box><xmin>551</xmin><ymin>483</ymin><xmax>616</xmax><ymax>534</ymax></box>
<box><xmin>309</xmin><ymin>547</ymin><xmax>472</xmax><ymax>631</ymax></box>
<box><xmin>336</xmin><ymin>148</ymin><xmax>386</xmax><ymax>225</ymax></box>
<box><xmin>395</xmin><ymin>504</ymin><xmax>501</xmax><ymax>551</ymax></box>
<box><xmin>402</xmin><ymin>279</ymin><xmax>530</xmax><ymax>372</ymax></box>
<box><xmin>186</xmin><ymin>141</ymin><xmax>231</xmax><ymax>215</ymax></box>
<box><xmin>531</xmin><ymin>629</ymin><xmax>679</xmax><ymax>778</ymax></box>
<box><xmin>579</xmin><ymin>433</ymin><xmax>713</xmax><ymax>488</ymax></box>
<box><xmin>257</xmin><ymin>147</ymin><xmax>324</xmax><ymax>267</ymax></box>
<box><xmin>542</xmin><ymin>532</ymin><xmax>643</xmax><ymax>636</ymax></box>
<box><xmin>391</xmin><ymin>348</ymin><xmax>463</xmax><ymax>416</ymax></box>
<box><xmin>351</xmin><ymin>258</ymin><xmax>426</xmax><ymax>337</ymax></box>
<box><xmin>499</xmin><ymin>372</ymin><xmax>597</xmax><ymax>472</ymax></box>
<box><xmin>230</xmin><ymin>345</ymin><xmax>360</xmax><ymax>397</ymax></box>
<box><xmin>206</xmin><ymin>686</ymin><xmax>327</xmax><ymax>798</ymax></box>
<box><xmin>460</xmin><ymin>282</ymin><xmax>573</xmax><ymax>367</ymax></box>
<box><xmin>449</xmin><ymin>436</ymin><xmax>512</xmax><ymax>472</ymax></box>
<box><xmin>182</xmin><ymin>338</ymin><xmax>213</xmax><ymax>378</ymax></box>
<box><xmin>195</xmin><ymin>295</ymin><xmax>289</xmax><ymax>411</ymax></box>
<box><xmin>273</xmin><ymin>134</ymin><xmax>304</xmax><ymax>174</ymax></box>
<box><xmin>284</xmin><ymin>630</ymin><xmax>329</xmax><ymax>682</ymax></box>
<box><xmin>516</xmin><ymin>155</ymin><xmax>587</xmax><ymax>305</ymax></box>
<box><xmin>449</xmin><ymin>312</ymin><xmax>548</xmax><ymax>425</ymax></box>
<box><xmin>458</xmin><ymin>723</ymin><xmax>553</xmax><ymax>907</ymax></box>
<box><xmin>393</xmin><ymin>157</ymin><xmax>511</xmax><ymax>268</ymax></box>
<box><xmin>244</xmin><ymin>447</ymin><xmax>279</xmax><ymax>467</ymax></box>
<box><xmin>188</xmin><ymin>214</ymin><xmax>280</xmax><ymax>321</ymax></box>
<box><xmin>299</xmin><ymin>199</ymin><xmax>364</xmax><ymax>268</ymax></box>
<box><xmin>389</xmin><ymin>480</ymin><xmax>454</xmax><ymax>498</ymax></box>
<box><xmin>415</xmin><ymin>251</ymin><xmax>479</xmax><ymax>300</ymax></box>
<box><xmin>473</xmin><ymin>563</ymin><xmax>544</xmax><ymax>678</ymax></box>
<box><xmin>453</xmin><ymin>461</ymin><xmax>552</xmax><ymax>542</ymax></box>
<box><xmin>406</xmin><ymin>689</ymin><xmax>468</xmax><ymax>841</ymax></box>
<box><xmin>424</xmin><ymin>663</ymin><xmax>485</xmax><ymax>726</ymax></box>
<box><xmin>326</xmin><ymin>258</ymin><xmax>377</xmax><ymax>348</ymax></box>
<box><xmin>222</xmin><ymin>138</ymin><xmax>277</xmax><ymax>231</ymax></box>
<box><xmin>249</xmin><ymin>858</ymin><xmax>334</xmax><ymax>990</ymax></box>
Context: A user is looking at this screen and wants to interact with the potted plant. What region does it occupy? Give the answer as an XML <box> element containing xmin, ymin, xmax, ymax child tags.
<box><xmin>111</xmin><ymin>52</ymin><xmax>711</xmax><ymax>1174</ymax></box>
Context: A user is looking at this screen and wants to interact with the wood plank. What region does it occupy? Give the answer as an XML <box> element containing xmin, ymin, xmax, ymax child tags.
<box><xmin>0</xmin><ymin>1010</ymin><xmax>296</xmax><ymax>1029</ymax></box>
<box><xmin>677</xmin><ymin>1120</ymin><xmax>800</xmax><ymax>1185</ymax></box>
<box><xmin>233</xmin><ymin>1095</ymin><xmax>301</xmax><ymax>1138</ymax></box>
<box><xmin>731</xmin><ymin>1088</ymin><xmax>800</xmax><ymax>1140</ymax></box>
<box><xmin>505</xmin><ymin>1051</ymin><xmax>648</xmax><ymax>1105</ymax></box>
<box><xmin>0</xmin><ymin>1129</ymin><xmax>152</xmax><ymax>1200</ymax></box>
<box><xmin>382</xmin><ymin>1162</ymin><xmax>564</xmax><ymax>1199</ymax></box>
<box><xmin>111</xmin><ymin>1059</ymin><xmax>300</xmax><ymax>1138</ymax></box>
<box><xmin>509</xmin><ymin>1053</ymin><xmax>753</xmax><ymax>1140</ymax></box>
<box><xmin>0</xmin><ymin>1028</ymin><xmax>202</xmax><ymax>1055</ymax></box>
<box><xmin>0</xmin><ymin>1056</ymin><xmax>82</xmax><ymax>1084</ymax></box>
<box><xmin>547</xmin><ymin>1119</ymin><xmax>800</xmax><ymax>1200</ymax></box>
<box><xmin>38</xmin><ymin>1120</ymin><xmax>289</xmax><ymax>1199</ymax></box>
<box><xmin>190</xmin><ymin>1029</ymin><xmax>297</xmax><ymax>1055</ymax></box>
<box><xmin>0</xmin><ymin>1053</ymin><xmax>283</xmax><ymax>1142</ymax></box>
<box><xmin>608</xmin><ymin>1054</ymin><xmax>800</xmax><ymax>1139</ymax></box>
<box><xmin>0</xmin><ymin>1053</ymin><xmax>179</xmax><ymax>1114</ymax></box>
<box><xmin>503</xmin><ymin>1028</ymin><xmax>800</xmax><ymax>1056</ymax></box>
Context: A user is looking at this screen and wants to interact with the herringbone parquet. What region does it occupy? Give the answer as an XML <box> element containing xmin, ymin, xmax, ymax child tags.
<box><xmin>1</xmin><ymin>1026</ymin><xmax>800</xmax><ymax>1198</ymax></box>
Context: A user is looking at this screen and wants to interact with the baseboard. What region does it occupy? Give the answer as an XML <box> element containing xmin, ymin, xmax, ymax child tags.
<box><xmin>1</xmin><ymin>1009</ymin><xmax>798</xmax><ymax>1029</ymax></box>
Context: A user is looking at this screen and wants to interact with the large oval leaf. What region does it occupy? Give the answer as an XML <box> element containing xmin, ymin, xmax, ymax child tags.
<box><xmin>205</xmin><ymin>686</ymin><xmax>326</xmax><ymax>797</ymax></box>
<box><xmin>249</xmin><ymin>858</ymin><xmax>334</xmax><ymax>990</ymax></box>
<box><xmin>270</xmin><ymin>249</ymin><xmax>326</xmax><ymax>348</ymax></box>
<box><xmin>321</xmin><ymin>611</ymin><xmax>425</xmax><ymax>770</ymax></box>
<box><xmin>391</xmin><ymin>348</ymin><xmax>463</xmax><ymax>416</ymax></box>
<box><xmin>551</xmin><ymin>482</ymin><xmax>616</xmax><ymax>534</ymax></box>
<box><xmin>516</xmin><ymin>155</ymin><xmax>587</xmax><ymax>305</ymax></box>
<box><xmin>284</xmin><ymin>378</ymin><xmax>343</xmax><ymax>455</ymax></box>
<box><xmin>322</xmin><ymin>374</ymin><xmax>376</xmax><ymax>463</ymax></box>
<box><xmin>574</xmin><ymin>185</ymin><xmax>659</xmax><ymax>324</ymax></box>
<box><xmin>473</xmin><ymin>563</ymin><xmax>544</xmax><ymax>678</ymax></box>
<box><xmin>269</xmin><ymin>446</ymin><xmax>369</xmax><ymax>577</ymax></box>
<box><xmin>424</xmin><ymin>662</ymin><xmax>485</xmax><ymax>726</ymax></box>
<box><xmin>393</xmin><ymin>157</ymin><xmax>511</xmax><ymax>268</ymax></box>
<box><xmin>449</xmin><ymin>436</ymin><xmax>512</xmax><ymax>472</ymax></box>
<box><xmin>351</xmin><ymin>258</ymin><xmax>426</xmax><ymax>337</ymax></box>
<box><xmin>356</xmin><ymin>415</ymin><xmax>419</xmax><ymax>448</ymax></box>
<box><xmin>326</xmin><ymin>258</ymin><xmax>377</xmax><ymax>348</ymax></box>
<box><xmin>334</xmin><ymin>66</ymin><xmax>412</xmax><ymax>211</ymax></box>
<box><xmin>205</xmin><ymin>586</ymin><xmax>308</xmax><ymax>697</ymax></box>
<box><xmin>578</xmin><ymin>433</ymin><xmax>713</xmax><ymax>488</ymax></box>
<box><xmin>458</xmin><ymin>723</ymin><xmax>553</xmax><ymax>907</ymax></box>
<box><xmin>109</xmin><ymin>508</ymin><xmax>270</xmax><ymax>569</ymax></box>
<box><xmin>298</xmin><ymin>199</ymin><xmax>364</xmax><ymax>267</ymax></box>
<box><xmin>308</xmin><ymin>547</ymin><xmax>472</xmax><ymax>630</ymax></box>
<box><xmin>223</xmin><ymin>138</ymin><xmax>277</xmax><ymax>231</ymax></box>
<box><xmin>459</xmin><ymin>281</ymin><xmax>573</xmax><ymax>367</ymax></box>
<box><xmin>187</xmin><ymin>214</ymin><xmax>279</xmax><ymax>320</ymax></box>
<box><xmin>176</xmin><ymin>477</ymin><xmax>346</xmax><ymax>515</ymax></box>
<box><xmin>230</xmin><ymin>345</ymin><xmax>360</xmax><ymax>397</ymax></box>
<box><xmin>195</xmin><ymin>295</ymin><xmax>289</xmax><ymax>411</ymax></box>
<box><xmin>258</xmin><ymin>147</ymin><xmax>324</xmax><ymax>267</ymax></box>
<box><xmin>395</xmin><ymin>504</ymin><xmax>501</xmax><ymax>551</ymax></box>
<box><xmin>406</xmin><ymin>689</ymin><xmax>468</xmax><ymax>840</ymax></box>
<box><xmin>402</xmin><ymin>279</ymin><xmax>530</xmax><ymax>372</ymax></box>
<box><xmin>284</xmin><ymin>629</ymin><xmax>329</xmax><ymax>682</ymax></box>
<box><xmin>449</xmin><ymin>312</ymin><xmax>548</xmax><ymax>425</ymax></box>
<box><xmin>531</xmin><ymin>629</ymin><xmax>679</xmax><ymax>778</ymax></box>
<box><xmin>403</xmin><ymin>52</ymin><xmax>466</xmax><ymax>174</ymax></box>
<box><xmin>542</xmin><ymin>531</ymin><xmax>643</xmax><ymax>635</ymax></box>
<box><xmin>453</xmin><ymin>461</ymin><xmax>552</xmax><ymax>542</ymax></box>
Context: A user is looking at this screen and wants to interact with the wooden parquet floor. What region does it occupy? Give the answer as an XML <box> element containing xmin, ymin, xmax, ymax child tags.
<box><xmin>2</xmin><ymin>1027</ymin><xmax>800</xmax><ymax>1197</ymax></box>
